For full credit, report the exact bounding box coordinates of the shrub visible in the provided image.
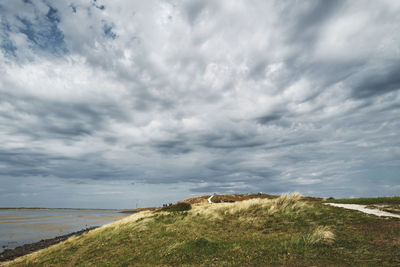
[160,202,192,212]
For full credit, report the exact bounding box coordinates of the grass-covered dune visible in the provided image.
[3,194,400,266]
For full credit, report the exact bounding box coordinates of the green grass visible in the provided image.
[325,196,400,205]
[5,194,400,266]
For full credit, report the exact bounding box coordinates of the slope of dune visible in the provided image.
[3,194,400,266]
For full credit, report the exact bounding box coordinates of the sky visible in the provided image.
[0,0,399,209]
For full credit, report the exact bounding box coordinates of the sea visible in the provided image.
[0,208,129,253]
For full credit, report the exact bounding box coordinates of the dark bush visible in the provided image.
[160,202,191,212]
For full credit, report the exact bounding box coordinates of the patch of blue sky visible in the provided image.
[92,0,105,10]
[0,17,16,57]
[0,38,16,57]
[70,4,77,13]
[103,24,117,40]
[16,5,67,55]
[46,6,60,23]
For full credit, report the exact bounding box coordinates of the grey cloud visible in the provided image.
[200,132,265,150]
[152,139,192,155]
[0,148,66,177]
[256,114,282,125]
[0,0,400,207]
[0,91,127,141]
[284,0,343,44]
[190,183,253,194]
[0,146,140,182]
[350,62,400,98]
[183,0,211,25]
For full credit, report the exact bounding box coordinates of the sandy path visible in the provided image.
[325,203,400,218]
[208,195,213,204]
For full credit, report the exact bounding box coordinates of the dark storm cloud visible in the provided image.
[152,139,192,155]
[0,0,400,207]
[0,145,149,185]
[200,132,265,150]
[256,114,282,125]
[189,183,253,194]
[350,62,400,98]
[0,90,128,140]
[0,149,53,176]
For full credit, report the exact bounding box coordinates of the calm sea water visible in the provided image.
[0,209,129,253]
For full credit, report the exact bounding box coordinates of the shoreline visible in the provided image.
[0,226,98,262]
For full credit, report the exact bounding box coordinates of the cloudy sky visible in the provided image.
[0,0,399,208]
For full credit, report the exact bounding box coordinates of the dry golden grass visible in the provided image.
[303,226,335,245]
[189,193,306,220]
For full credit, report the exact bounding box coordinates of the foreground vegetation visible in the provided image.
[3,194,400,266]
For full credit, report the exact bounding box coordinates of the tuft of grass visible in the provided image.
[160,202,191,212]
[303,226,335,245]
[274,192,301,207]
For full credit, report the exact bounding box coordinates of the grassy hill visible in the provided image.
[3,194,400,266]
